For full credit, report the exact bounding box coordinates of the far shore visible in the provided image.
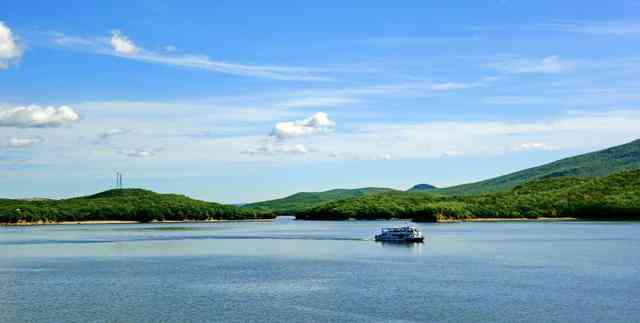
[0,218,276,227]
[0,217,584,226]
[435,217,578,223]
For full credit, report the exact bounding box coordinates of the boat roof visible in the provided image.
[381,226,418,230]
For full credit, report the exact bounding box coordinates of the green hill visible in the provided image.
[425,139,640,196]
[243,187,398,214]
[0,188,275,224]
[296,169,640,221]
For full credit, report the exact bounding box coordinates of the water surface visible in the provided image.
[1,218,639,322]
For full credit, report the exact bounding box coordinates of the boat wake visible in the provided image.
[1,235,369,245]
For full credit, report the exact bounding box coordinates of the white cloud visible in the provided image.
[430,82,470,91]
[335,109,640,160]
[544,20,640,36]
[488,55,576,74]
[271,112,335,140]
[513,142,556,151]
[341,81,475,96]
[164,45,176,52]
[481,96,549,105]
[362,36,475,46]
[375,154,392,160]
[279,97,360,109]
[98,128,131,140]
[110,30,139,55]
[0,105,80,128]
[118,147,163,158]
[0,21,22,69]
[242,143,309,155]
[4,137,43,148]
[240,112,335,156]
[51,31,329,81]
[136,53,330,81]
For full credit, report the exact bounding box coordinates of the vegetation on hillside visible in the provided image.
[296,170,640,221]
[243,187,397,214]
[0,188,275,224]
[414,139,640,196]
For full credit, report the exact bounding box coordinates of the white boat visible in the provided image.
[374,226,424,242]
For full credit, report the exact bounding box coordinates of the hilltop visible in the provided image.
[0,188,275,224]
[426,139,640,196]
[243,187,397,214]
[408,184,437,192]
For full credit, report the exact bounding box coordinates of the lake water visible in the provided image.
[1,218,639,322]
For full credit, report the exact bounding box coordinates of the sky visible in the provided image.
[2,0,640,203]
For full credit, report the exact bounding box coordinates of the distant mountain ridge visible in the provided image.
[427,139,640,196]
[408,184,437,192]
[243,187,397,214]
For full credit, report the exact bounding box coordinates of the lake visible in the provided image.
[1,218,639,322]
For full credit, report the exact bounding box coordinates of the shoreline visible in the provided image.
[435,217,578,223]
[0,217,588,226]
[0,218,276,227]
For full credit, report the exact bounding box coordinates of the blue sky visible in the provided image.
[2,0,640,203]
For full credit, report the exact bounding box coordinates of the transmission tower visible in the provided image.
[115,172,123,189]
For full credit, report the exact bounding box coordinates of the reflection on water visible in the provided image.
[376,241,425,255]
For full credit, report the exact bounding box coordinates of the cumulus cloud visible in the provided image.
[271,112,335,140]
[0,105,80,128]
[488,55,576,74]
[242,143,309,155]
[98,128,131,140]
[0,21,22,69]
[3,137,44,148]
[117,147,163,158]
[242,112,336,156]
[110,30,138,55]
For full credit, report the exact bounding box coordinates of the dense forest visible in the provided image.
[0,188,275,224]
[243,187,397,214]
[296,170,640,221]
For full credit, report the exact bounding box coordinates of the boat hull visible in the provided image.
[375,236,424,243]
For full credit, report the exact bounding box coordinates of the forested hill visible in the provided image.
[243,187,397,214]
[426,139,640,196]
[0,188,275,224]
[296,169,640,221]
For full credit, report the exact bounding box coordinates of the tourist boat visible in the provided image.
[374,226,424,242]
